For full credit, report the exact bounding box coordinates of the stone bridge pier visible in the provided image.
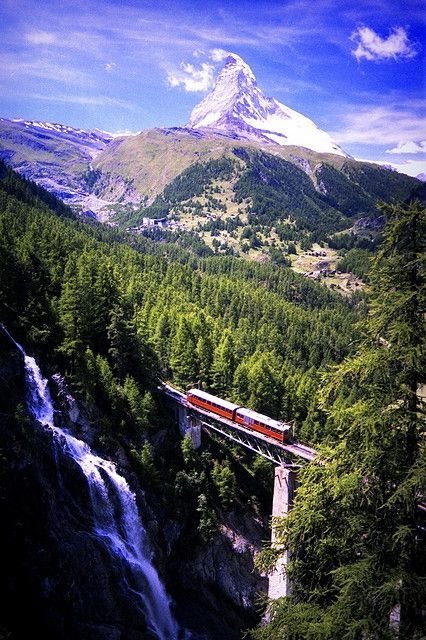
[268,465,298,600]
[171,398,299,600]
[177,405,202,449]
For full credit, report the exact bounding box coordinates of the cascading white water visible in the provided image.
[10,334,179,640]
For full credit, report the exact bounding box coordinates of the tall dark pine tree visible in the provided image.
[252,201,426,639]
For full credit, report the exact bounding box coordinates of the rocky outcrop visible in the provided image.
[0,340,155,639]
[170,515,267,639]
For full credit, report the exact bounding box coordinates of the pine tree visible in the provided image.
[58,258,84,369]
[211,329,235,396]
[169,316,199,388]
[211,460,237,508]
[246,351,281,416]
[152,312,171,373]
[107,304,137,380]
[252,201,426,639]
[197,333,214,388]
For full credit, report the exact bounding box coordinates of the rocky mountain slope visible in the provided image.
[0,118,114,215]
[0,331,268,640]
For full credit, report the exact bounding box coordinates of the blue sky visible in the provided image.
[0,0,424,176]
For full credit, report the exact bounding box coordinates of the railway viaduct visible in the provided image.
[161,382,316,601]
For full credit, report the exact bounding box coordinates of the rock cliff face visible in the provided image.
[170,515,267,638]
[0,118,114,216]
[0,334,267,640]
[0,340,154,639]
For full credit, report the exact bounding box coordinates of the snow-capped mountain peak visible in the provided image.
[188,54,347,157]
[218,53,256,86]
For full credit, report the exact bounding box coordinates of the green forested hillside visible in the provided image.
[232,148,346,235]
[0,160,361,636]
[0,160,358,444]
[119,156,236,226]
[115,143,422,266]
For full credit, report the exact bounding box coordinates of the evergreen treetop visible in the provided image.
[253,200,426,640]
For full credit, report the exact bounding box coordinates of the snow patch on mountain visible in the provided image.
[11,118,113,143]
[188,54,347,157]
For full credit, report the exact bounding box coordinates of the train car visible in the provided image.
[234,407,289,443]
[186,388,290,443]
[186,388,240,421]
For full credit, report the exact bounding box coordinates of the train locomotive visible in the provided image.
[186,388,289,443]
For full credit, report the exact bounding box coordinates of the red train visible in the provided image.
[186,388,289,443]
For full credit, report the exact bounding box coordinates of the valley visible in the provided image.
[0,40,425,640]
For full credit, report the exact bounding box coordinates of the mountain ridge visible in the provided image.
[0,53,422,234]
[0,117,114,213]
[0,118,421,231]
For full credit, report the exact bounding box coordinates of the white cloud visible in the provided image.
[25,30,58,46]
[210,48,231,62]
[0,54,91,85]
[28,92,136,110]
[108,129,141,138]
[165,49,235,93]
[350,26,419,62]
[104,62,117,73]
[386,140,426,154]
[331,104,426,146]
[381,159,426,178]
[351,156,425,179]
[166,61,215,92]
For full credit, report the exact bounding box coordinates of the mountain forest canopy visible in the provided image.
[0,160,360,441]
[0,160,425,638]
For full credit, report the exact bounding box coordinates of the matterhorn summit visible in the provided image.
[188,53,347,157]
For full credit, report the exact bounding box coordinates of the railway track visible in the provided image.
[161,382,316,462]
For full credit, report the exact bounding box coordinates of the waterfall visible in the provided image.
[9,332,179,640]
